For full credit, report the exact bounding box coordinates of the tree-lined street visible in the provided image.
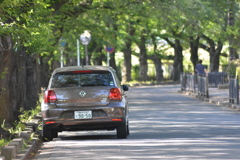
[32,85,240,159]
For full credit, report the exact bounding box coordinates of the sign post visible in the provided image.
[59,38,66,68]
[105,44,115,66]
[80,31,91,65]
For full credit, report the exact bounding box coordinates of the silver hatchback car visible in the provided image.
[41,66,129,141]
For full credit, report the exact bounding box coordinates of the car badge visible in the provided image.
[79,91,86,97]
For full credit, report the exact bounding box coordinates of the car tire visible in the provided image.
[117,119,128,139]
[42,126,53,141]
[52,130,58,138]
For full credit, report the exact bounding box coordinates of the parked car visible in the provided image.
[41,66,129,141]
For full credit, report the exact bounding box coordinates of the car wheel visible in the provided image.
[52,130,58,138]
[42,126,53,141]
[126,113,129,135]
[117,119,128,139]
[127,122,130,135]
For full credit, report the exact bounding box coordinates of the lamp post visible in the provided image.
[80,30,91,65]
[77,39,80,66]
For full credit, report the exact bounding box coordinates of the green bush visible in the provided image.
[131,65,140,81]
[227,60,240,76]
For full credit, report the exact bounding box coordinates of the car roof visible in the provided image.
[52,65,115,74]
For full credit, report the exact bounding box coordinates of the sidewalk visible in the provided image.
[179,87,240,111]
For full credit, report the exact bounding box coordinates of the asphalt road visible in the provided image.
[31,85,240,160]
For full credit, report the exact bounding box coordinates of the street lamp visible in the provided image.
[80,30,91,65]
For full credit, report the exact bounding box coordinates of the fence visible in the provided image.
[180,73,186,91]
[229,76,239,104]
[197,75,209,98]
[208,72,228,87]
[180,73,195,92]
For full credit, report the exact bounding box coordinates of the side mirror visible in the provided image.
[122,85,129,91]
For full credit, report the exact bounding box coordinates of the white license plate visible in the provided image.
[74,111,92,119]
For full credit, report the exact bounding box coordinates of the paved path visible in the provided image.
[30,85,240,160]
[181,85,240,110]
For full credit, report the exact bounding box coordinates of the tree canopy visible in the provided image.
[0,0,240,123]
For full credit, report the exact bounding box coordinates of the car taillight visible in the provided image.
[109,88,122,100]
[44,90,57,103]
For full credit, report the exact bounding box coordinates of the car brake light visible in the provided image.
[45,121,56,124]
[112,119,122,121]
[73,70,92,73]
[44,90,57,103]
[109,88,122,100]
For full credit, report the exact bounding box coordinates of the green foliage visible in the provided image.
[0,139,11,150]
[184,64,194,73]
[0,0,240,80]
[1,119,5,128]
[131,65,140,81]
[8,121,26,135]
[18,106,40,123]
[227,60,240,76]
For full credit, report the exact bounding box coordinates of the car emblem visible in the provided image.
[79,91,86,97]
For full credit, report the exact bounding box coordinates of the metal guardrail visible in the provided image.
[208,72,228,87]
[180,73,195,92]
[197,75,209,98]
[181,73,240,104]
[186,74,196,92]
[180,73,186,91]
[229,76,239,104]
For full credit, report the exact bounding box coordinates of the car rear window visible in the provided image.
[50,71,114,88]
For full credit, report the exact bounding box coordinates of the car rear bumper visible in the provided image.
[41,104,127,132]
[43,119,124,131]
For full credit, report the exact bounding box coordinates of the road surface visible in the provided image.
[31,85,240,159]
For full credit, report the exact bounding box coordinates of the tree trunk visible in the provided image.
[110,52,118,74]
[173,39,183,81]
[228,4,237,61]
[150,34,163,82]
[149,55,163,82]
[200,35,223,72]
[189,36,199,72]
[0,36,16,124]
[92,46,104,66]
[25,54,39,110]
[122,26,135,83]
[137,33,149,82]
[209,43,222,72]
[0,36,40,123]
[122,43,132,83]
[40,56,51,88]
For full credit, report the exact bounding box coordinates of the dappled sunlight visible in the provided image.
[35,85,240,159]
[39,137,240,159]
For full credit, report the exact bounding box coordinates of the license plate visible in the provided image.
[74,111,92,119]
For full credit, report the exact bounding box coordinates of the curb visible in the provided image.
[0,119,41,160]
[178,90,240,111]
[14,139,40,160]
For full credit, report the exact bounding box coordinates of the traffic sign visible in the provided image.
[105,44,115,53]
[59,38,66,47]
